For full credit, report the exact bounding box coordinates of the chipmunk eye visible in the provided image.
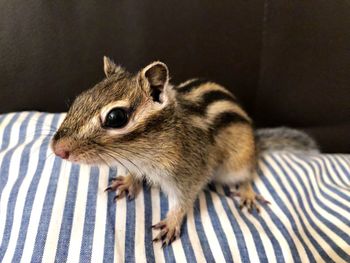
[104,108,128,128]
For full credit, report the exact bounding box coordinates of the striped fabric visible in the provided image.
[0,112,349,263]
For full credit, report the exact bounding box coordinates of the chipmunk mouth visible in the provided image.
[51,138,123,168]
[51,136,100,165]
[63,150,99,165]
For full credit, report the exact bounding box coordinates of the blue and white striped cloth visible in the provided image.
[0,112,349,263]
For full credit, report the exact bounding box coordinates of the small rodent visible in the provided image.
[51,57,319,246]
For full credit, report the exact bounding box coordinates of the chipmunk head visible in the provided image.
[51,56,174,166]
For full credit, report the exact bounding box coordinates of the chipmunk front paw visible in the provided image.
[105,173,141,201]
[152,217,181,247]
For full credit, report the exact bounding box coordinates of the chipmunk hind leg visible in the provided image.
[212,162,270,213]
[211,124,269,212]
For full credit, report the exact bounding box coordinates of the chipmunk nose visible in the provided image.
[55,148,70,159]
[53,143,70,159]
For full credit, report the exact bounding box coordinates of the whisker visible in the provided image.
[103,149,143,176]
[29,120,58,132]
[42,152,55,163]
[96,153,112,168]
[83,141,146,176]
[36,129,56,133]
[104,145,153,164]
[114,150,144,176]
[103,151,128,171]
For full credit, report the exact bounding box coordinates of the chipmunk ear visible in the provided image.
[140,61,169,103]
[103,56,125,78]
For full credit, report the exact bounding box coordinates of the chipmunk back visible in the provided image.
[51,57,317,246]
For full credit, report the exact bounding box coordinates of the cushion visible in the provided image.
[0,112,349,262]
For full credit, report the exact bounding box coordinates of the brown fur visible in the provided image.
[51,57,267,246]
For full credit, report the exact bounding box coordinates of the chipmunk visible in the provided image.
[51,57,319,246]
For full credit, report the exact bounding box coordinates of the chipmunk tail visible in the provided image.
[255,127,320,154]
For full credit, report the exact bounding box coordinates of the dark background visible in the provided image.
[0,1,349,152]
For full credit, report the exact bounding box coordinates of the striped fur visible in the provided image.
[176,79,251,132]
[49,61,261,246]
[49,60,317,246]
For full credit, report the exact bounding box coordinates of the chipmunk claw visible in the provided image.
[153,228,167,242]
[256,194,271,205]
[113,194,121,201]
[239,197,260,213]
[152,219,180,247]
[105,179,124,192]
[232,183,270,213]
[152,220,166,229]
[111,177,122,182]
[112,189,136,202]
[127,192,135,200]
[106,174,140,201]
[239,194,270,213]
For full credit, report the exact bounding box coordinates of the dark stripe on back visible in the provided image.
[210,111,251,136]
[176,79,209,93]
[180,90,237,116]
[203,90,237,105]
